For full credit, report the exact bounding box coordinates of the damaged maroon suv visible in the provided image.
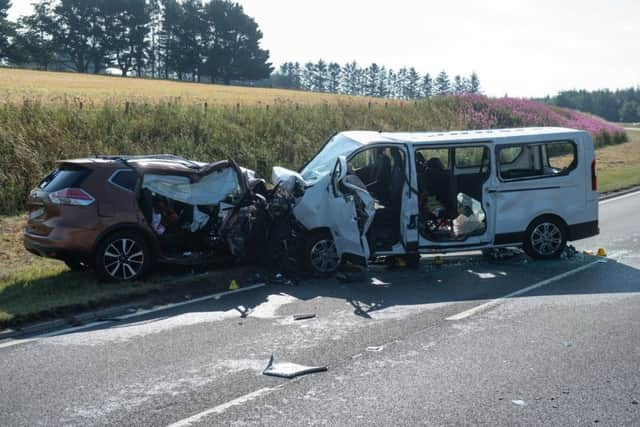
[24,155,264,281]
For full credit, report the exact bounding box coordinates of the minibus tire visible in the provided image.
[523,216,567,259]
[305,231,340,276]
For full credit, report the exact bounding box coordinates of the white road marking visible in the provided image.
[0,283,266,350]
[600,189,640,205]
[446,259,605,321]
[166,386,281,427]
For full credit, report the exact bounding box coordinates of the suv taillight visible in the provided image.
[49,188,95,206]
[591,159,597,191]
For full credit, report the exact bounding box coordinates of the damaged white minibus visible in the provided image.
[274,127,599,274]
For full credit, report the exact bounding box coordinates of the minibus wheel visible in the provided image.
[523,216,567,259]
[305,231,340,276]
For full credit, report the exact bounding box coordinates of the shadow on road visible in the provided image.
[39,252,640,339]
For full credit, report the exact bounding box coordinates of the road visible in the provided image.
[1,192,639,426]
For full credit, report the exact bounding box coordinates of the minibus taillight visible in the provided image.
[591,159,597,191]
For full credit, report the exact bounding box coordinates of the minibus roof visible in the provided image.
[341,127,585,146]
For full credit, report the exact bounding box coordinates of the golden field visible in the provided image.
[0,67,390,107]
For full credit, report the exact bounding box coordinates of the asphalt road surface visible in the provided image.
[1,192,639,426]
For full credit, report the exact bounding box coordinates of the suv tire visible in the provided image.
[95,231,151,281]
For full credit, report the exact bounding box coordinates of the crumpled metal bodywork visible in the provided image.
[272,159,375,264]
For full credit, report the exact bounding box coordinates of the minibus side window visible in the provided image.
[498,140,577,181]
[544,141,577,174]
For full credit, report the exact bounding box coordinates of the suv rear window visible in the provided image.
[39,167,91,192]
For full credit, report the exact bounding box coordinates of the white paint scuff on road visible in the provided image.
[446,259,605,321]
[166,386,281,427]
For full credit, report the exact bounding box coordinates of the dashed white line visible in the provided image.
[0,283,266,350]
[446,259,605,321]
[166,386,281,427]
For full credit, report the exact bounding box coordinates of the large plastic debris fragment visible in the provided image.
[262,354,327,379]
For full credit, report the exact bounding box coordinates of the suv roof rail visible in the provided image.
[94,154,201,168]
[94,154,187,161]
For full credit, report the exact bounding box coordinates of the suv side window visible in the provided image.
[497,140,577,181]
[110,170,138,192]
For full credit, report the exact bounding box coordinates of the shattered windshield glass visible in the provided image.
[300,134,361,184]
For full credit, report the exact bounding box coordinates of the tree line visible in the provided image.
[0,0,481,99]
[546,88,640,123]
[0,0,273,83]
[267,61,480,99]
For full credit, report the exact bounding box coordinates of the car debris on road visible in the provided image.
[262,354,328,379]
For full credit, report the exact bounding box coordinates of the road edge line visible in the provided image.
[599,189,640,204]
[446,260,605,321]
[0,283,266,350]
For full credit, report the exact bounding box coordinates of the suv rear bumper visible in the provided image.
[23,229,94,261]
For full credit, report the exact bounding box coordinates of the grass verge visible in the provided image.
[0,216,259,328]
[597,128,640,192]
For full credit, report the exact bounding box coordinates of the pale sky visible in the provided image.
[8,0,640,97]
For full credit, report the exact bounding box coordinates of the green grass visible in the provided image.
[596,128,640,192]
[0,266,164,325]
[599,166,640,192]
[0,259,256,327]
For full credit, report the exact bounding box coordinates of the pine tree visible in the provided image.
[469,71,480,93]
[342,61,359,95]
[434,70,450,96]
[376,66,387,97]
[328,62,341,93]
[405,67,420,99]
[147,0,161,78]
[453,75,465,94]
[421,73,433,98]
[314,59,328,92]
[396,67,408,99]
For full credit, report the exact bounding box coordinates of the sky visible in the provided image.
[8,0,640,97]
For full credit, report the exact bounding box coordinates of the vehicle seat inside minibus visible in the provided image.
[367,148,405,250]
[423,157,450,208]
[370,148,392,205]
